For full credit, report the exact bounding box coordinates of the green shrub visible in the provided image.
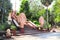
[10,24,17,30]
[0,23,9,30]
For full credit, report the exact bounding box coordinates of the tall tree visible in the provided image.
[0,0,12,24]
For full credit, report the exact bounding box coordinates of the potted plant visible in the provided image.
[11,25,16,36]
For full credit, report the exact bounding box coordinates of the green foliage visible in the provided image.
[0,25,5,30]
[20,0,48,27]
[11,25,17,30]
[38,9,46,17]
[32,20,40,27]
[0,0,12,24]
[53,0,60,23]
[19,0,60,27]
[54,14,60,23]
[43,21,51,29]
[0,0,12,30]
[20,0,29,18]
[0,22,9,31]
[20,0,46,21]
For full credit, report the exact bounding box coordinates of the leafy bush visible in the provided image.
[10,25,17,30]
[0,22,17,31]
[0,22,9,31]
[33,20,40,27]
[53,0,60,23]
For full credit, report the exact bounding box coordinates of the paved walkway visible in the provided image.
[4,27,60,40]
[12,32,60,40]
